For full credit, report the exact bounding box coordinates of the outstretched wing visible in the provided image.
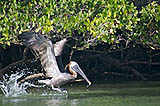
[54,39,67,72]
[18,32,61,78]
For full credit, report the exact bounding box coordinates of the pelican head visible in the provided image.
[67,61,91,86]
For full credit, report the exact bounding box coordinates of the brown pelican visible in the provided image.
[18,32,91,93]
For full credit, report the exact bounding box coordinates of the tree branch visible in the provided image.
[120,60,160,66]
[120,66,147,80]
[0,48,31,80]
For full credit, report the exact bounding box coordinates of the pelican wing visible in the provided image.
[54,39,67,56]
[18,32,61,78]
[54,39,67,72]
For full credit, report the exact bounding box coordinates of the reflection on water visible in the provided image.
[1,81,160,106]
[46,97,79,106]
[0,92,80,106]
[1,97,28,106]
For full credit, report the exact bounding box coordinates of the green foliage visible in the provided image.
[0,0,55,47]
[83,0,139,44]
[134,1,160,49]
[0,0,160,49]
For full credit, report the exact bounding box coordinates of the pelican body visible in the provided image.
[18,32,91,93]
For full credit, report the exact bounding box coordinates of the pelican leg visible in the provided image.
[38,79,50,85]
[51,85,67,94]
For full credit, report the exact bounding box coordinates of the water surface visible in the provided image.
[1,81,160,106]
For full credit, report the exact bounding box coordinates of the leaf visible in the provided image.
[108,10,112,17]
[35,27,42,32]
[7,41,10,46]
[46,19,52,25]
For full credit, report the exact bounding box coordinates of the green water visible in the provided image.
[1,81,160,106]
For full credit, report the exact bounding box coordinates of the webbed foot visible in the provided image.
[59,88,68,94]
[51,86,68,94]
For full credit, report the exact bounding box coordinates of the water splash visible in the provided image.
[0,72,28,97]
[0,70,68,97]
